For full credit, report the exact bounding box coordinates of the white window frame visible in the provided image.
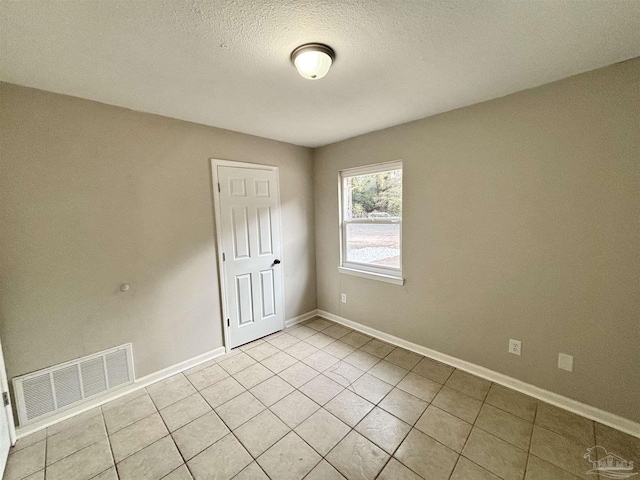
[338,161,404,286]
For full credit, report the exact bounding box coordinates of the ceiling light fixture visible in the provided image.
[291,43,335,80]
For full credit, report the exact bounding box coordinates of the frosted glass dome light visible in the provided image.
[291,44,335,80]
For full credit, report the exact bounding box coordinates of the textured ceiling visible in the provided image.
[1,1,639,147]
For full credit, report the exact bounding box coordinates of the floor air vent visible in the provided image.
[13,344,134,425]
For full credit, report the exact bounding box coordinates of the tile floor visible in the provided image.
[5,317,638,480]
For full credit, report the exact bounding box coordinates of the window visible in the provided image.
[339,161,403,285]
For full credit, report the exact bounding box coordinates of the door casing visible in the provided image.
[210,159,286,353]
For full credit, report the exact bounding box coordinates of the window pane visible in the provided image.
[345,169,402,220]
[346,223,400,268]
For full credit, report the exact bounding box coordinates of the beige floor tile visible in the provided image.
[260,351,298,373]
[595,422,640,463]
[340,331,372,348]
[323,341,356,359]
[445,370,492,401]
[535,402,595,445]
[46,413,107,465]
[217,352,257,375]
[249,375,295,406]
[379,388,428,425]
[411,357,455,384]
[104,393,157,434]
[360,339,396,359]
[324,361,364,387]
[475,403,533,451]
[257,432,321,480]
[91,466,118,480]
[244,342,279,362]
[355,407,411,454]
[325,389,374,427]
[377,459,421,480]
[163,464,194,480]
[9,430,45,455]
[188,433,252,480]
[342,350,380,371]
[214,392,265,430]
[348,373,394,404]
[289,325,317,340]
[529,426,590,479]
[46,407,103,435]
[299,374,344,405]
[4,440,46,480]
[397,372,442,402]
[22,470,45,480]
[160,393,211,432]
[173,411,230,460]
[304,459,346,480]
[184,359,218,377]
[266,333,300,350]
[525,454,583,480]
[147,374,197,409]
[109,412,168,462]
[234,462,269,479]
[323,324,352,340]
[306,318,333,331]
[295,409,350,456]
[239,339,266,351]
[185,364,230,391]
[431,386,483,423]
[304,332,336,349]
[269,390,320,428]
[415,405,472,453]
[199,376,245,409]
[396,429,458,480]
[101,390,147,414]
[462,427,528,480]
[326,431,389,480]
[47,439,113,480]
[384,348,423,370]
[232,363,273,389]
[234,409,290,457]
[368,360,409,385]
[285,341,319,360]
[450,457,501,480]
[485,384,537,422]
[301,350,340,372]
[278,362,319,388]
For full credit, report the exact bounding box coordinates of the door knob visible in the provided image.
[273,259,281,265]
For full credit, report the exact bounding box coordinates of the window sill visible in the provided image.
[338,267,405,286]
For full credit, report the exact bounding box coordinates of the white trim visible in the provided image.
[317,309,640,438]
[340,160,403,178]
[15,346,226,439]
[338,267,404,285]
[210,158,286,352]
[0,340,16,450]
[285,310,318,328]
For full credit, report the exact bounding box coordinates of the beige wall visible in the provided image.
[0,82,316,386]
[313,59,640,422]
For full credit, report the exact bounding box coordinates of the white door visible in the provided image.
[0,340,14,477]
[217,165,285,348]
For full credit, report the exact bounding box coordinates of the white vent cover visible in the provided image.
[13,344,134,425]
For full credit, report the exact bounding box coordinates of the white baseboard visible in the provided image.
[15,346,226,439]
[285,309,319,328]
[317,309,640,438]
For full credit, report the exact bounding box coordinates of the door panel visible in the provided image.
[218,165,284,348]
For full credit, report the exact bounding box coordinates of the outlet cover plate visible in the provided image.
[341,293,347,304]
[558,353,574,371]
[509,339,522,356]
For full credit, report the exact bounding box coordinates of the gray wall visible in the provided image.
[313,59,640,422]
[0,82,316,384]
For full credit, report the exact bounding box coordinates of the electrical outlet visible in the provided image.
[509,339,522,356]
[341,293,347,304]
[558,353,574,372]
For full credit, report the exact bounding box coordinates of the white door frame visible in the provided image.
[210,159,286,353]
[0,340,17,448]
